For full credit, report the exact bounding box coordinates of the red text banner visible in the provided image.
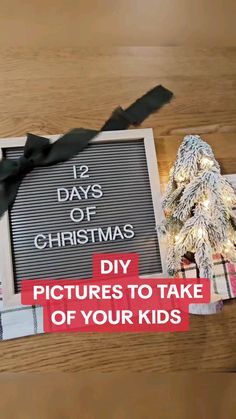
[21,253,210,333]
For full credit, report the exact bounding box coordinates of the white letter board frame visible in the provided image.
[0,128,167,307]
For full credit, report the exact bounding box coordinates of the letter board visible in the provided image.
[0,129,166,306]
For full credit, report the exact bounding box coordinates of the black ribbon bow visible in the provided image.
[0,85,173,218]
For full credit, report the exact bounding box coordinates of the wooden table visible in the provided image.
[0,46,236,372]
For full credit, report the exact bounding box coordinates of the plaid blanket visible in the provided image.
[178,254,236,300]
[0,301,43,340]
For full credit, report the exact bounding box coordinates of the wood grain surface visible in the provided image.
[0,374,236,419]
[1,0,236,47]
[0,46,236,372]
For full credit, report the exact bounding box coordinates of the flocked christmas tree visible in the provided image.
[160,135,236,280]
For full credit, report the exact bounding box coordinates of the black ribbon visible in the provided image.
[0,84,173,218]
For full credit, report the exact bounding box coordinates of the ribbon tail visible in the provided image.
[101,84,173,131]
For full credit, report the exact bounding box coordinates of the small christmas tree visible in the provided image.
[161,135,236,280]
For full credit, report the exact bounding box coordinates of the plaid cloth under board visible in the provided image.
[0,298,43,340]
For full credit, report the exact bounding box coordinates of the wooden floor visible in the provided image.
[0,374,235,418]
[0,374,236,418]
[0,45,235,372]
[1,0,236,47]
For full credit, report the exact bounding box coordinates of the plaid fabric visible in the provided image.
[0,297,43,340]
[178,254,236,300]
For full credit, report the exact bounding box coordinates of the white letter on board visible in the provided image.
[70,208,84,223]
[34,234,47,250]
[57,188,69,202]
[86,206,96,221]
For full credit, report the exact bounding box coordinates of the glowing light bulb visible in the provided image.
[177,174,185,182]
[197,227,204,239]
[201,157,214,168]
[203,199,210,209]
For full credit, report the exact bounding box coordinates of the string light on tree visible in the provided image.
[197,227,204,239]
[160,134,236,279]
[201,156,214,169]
[203,199,210,209]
